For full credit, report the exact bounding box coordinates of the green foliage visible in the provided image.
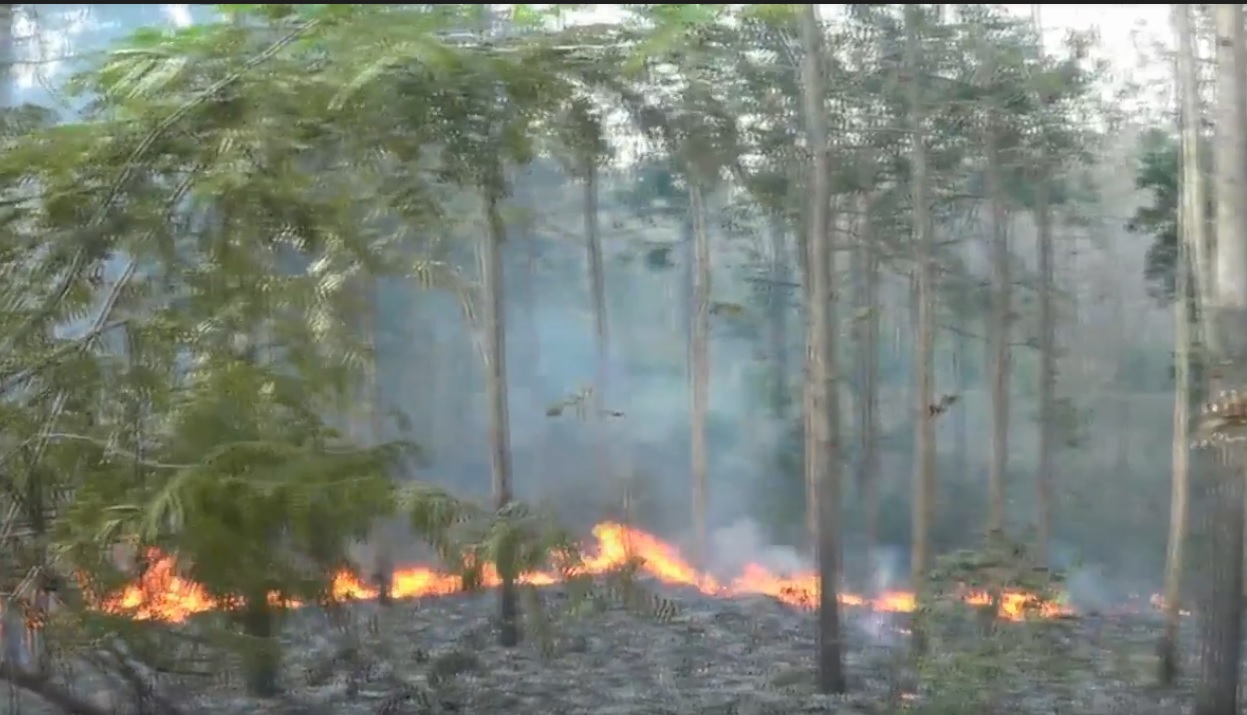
[0,0,1122,707]
[1129,129,1183,304]
[0,3,654,700]
[917,539,1087,715]
[1127,125,1217,319]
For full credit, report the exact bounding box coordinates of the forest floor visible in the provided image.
[6,581,1202,715]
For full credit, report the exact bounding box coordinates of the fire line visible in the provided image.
[97,522,1077,624]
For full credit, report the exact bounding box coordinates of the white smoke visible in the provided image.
[859,545,907,645]
[707,518,807,579]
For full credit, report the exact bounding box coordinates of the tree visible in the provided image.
[982,25,1012,540]
[1156,1,1202,686]
[799,3,845,694]
[1030,4,1056,565]
[689,176,712,565]
[856,189,882,550]
[0,7,616,707]
[1194,5,1247,714]
[905,2,936,656]
[568,99,615,510]
[480,164,521,647]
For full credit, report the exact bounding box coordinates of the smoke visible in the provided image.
[856,544,908,645]
[707,518,807,579]
[866,545,905,595]
[1063,564,1114,612]
[1048,541,1143,612]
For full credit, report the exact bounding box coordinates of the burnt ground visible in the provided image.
[2,581,1206,715]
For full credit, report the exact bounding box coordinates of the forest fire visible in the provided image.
[101,522,1072,624]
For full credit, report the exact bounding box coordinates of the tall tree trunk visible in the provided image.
[985,102,1011,539]
[1160,2,1201,685]
[800,4,845,694]
[1032,5,1056,565]
[482,183,519,648]
[1035,197,1054,563]
[905,2,936,657]
[808,198,839,549]
[1194,6,1247,714]
[858,196,881,552]
[1161,173,1193,687]
[689,183,711,567]
[583,159,613,500]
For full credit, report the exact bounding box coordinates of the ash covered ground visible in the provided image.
[14,580,1205,715]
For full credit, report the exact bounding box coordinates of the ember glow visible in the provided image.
[101,522,1072,623]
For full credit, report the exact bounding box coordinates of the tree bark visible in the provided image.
[1194,6,1247,714]
[986,106,1010,539]
[689,182,711,567]
[808,197,838,551]
[1159,2,1201,686]
[1161,180,1192,687]
[1031,5,1056,563]
[800,3,845,694]
[584,158,613,500]
[858,195,881,551]
[1035,177,1055,564]
[482,184,519,648]
[905,2,936,657]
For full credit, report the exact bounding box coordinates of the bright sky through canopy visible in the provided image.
[10,3,1175,119]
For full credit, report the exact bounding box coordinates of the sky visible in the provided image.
[570,3,1177,118]
[1021,4,1174,120]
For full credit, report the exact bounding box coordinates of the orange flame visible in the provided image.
[99,522,1072,623]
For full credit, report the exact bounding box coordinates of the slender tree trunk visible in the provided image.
[1035,186,1055,564]
[800,4,845,694]
[1031,5,1056,563]
[859,196,881,552]
[583,159,613,496]
[1161,187,1193,687]
[904,272,919,492]
[808,198,838,549]
[1195,7,1247,714]
[985,106,1011,539]
[906,2,936,657]
[482,183,519,648]
[1181,14,1214,318]
[1159,2,1201,685]
[689,182,711,567]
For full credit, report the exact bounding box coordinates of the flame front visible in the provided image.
[100,522,1071,623]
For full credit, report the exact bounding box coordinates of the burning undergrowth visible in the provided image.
[96,521,1076,623]
[0,521,1195,715]
[23,576,1194,715]
[4,561,1200,715]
